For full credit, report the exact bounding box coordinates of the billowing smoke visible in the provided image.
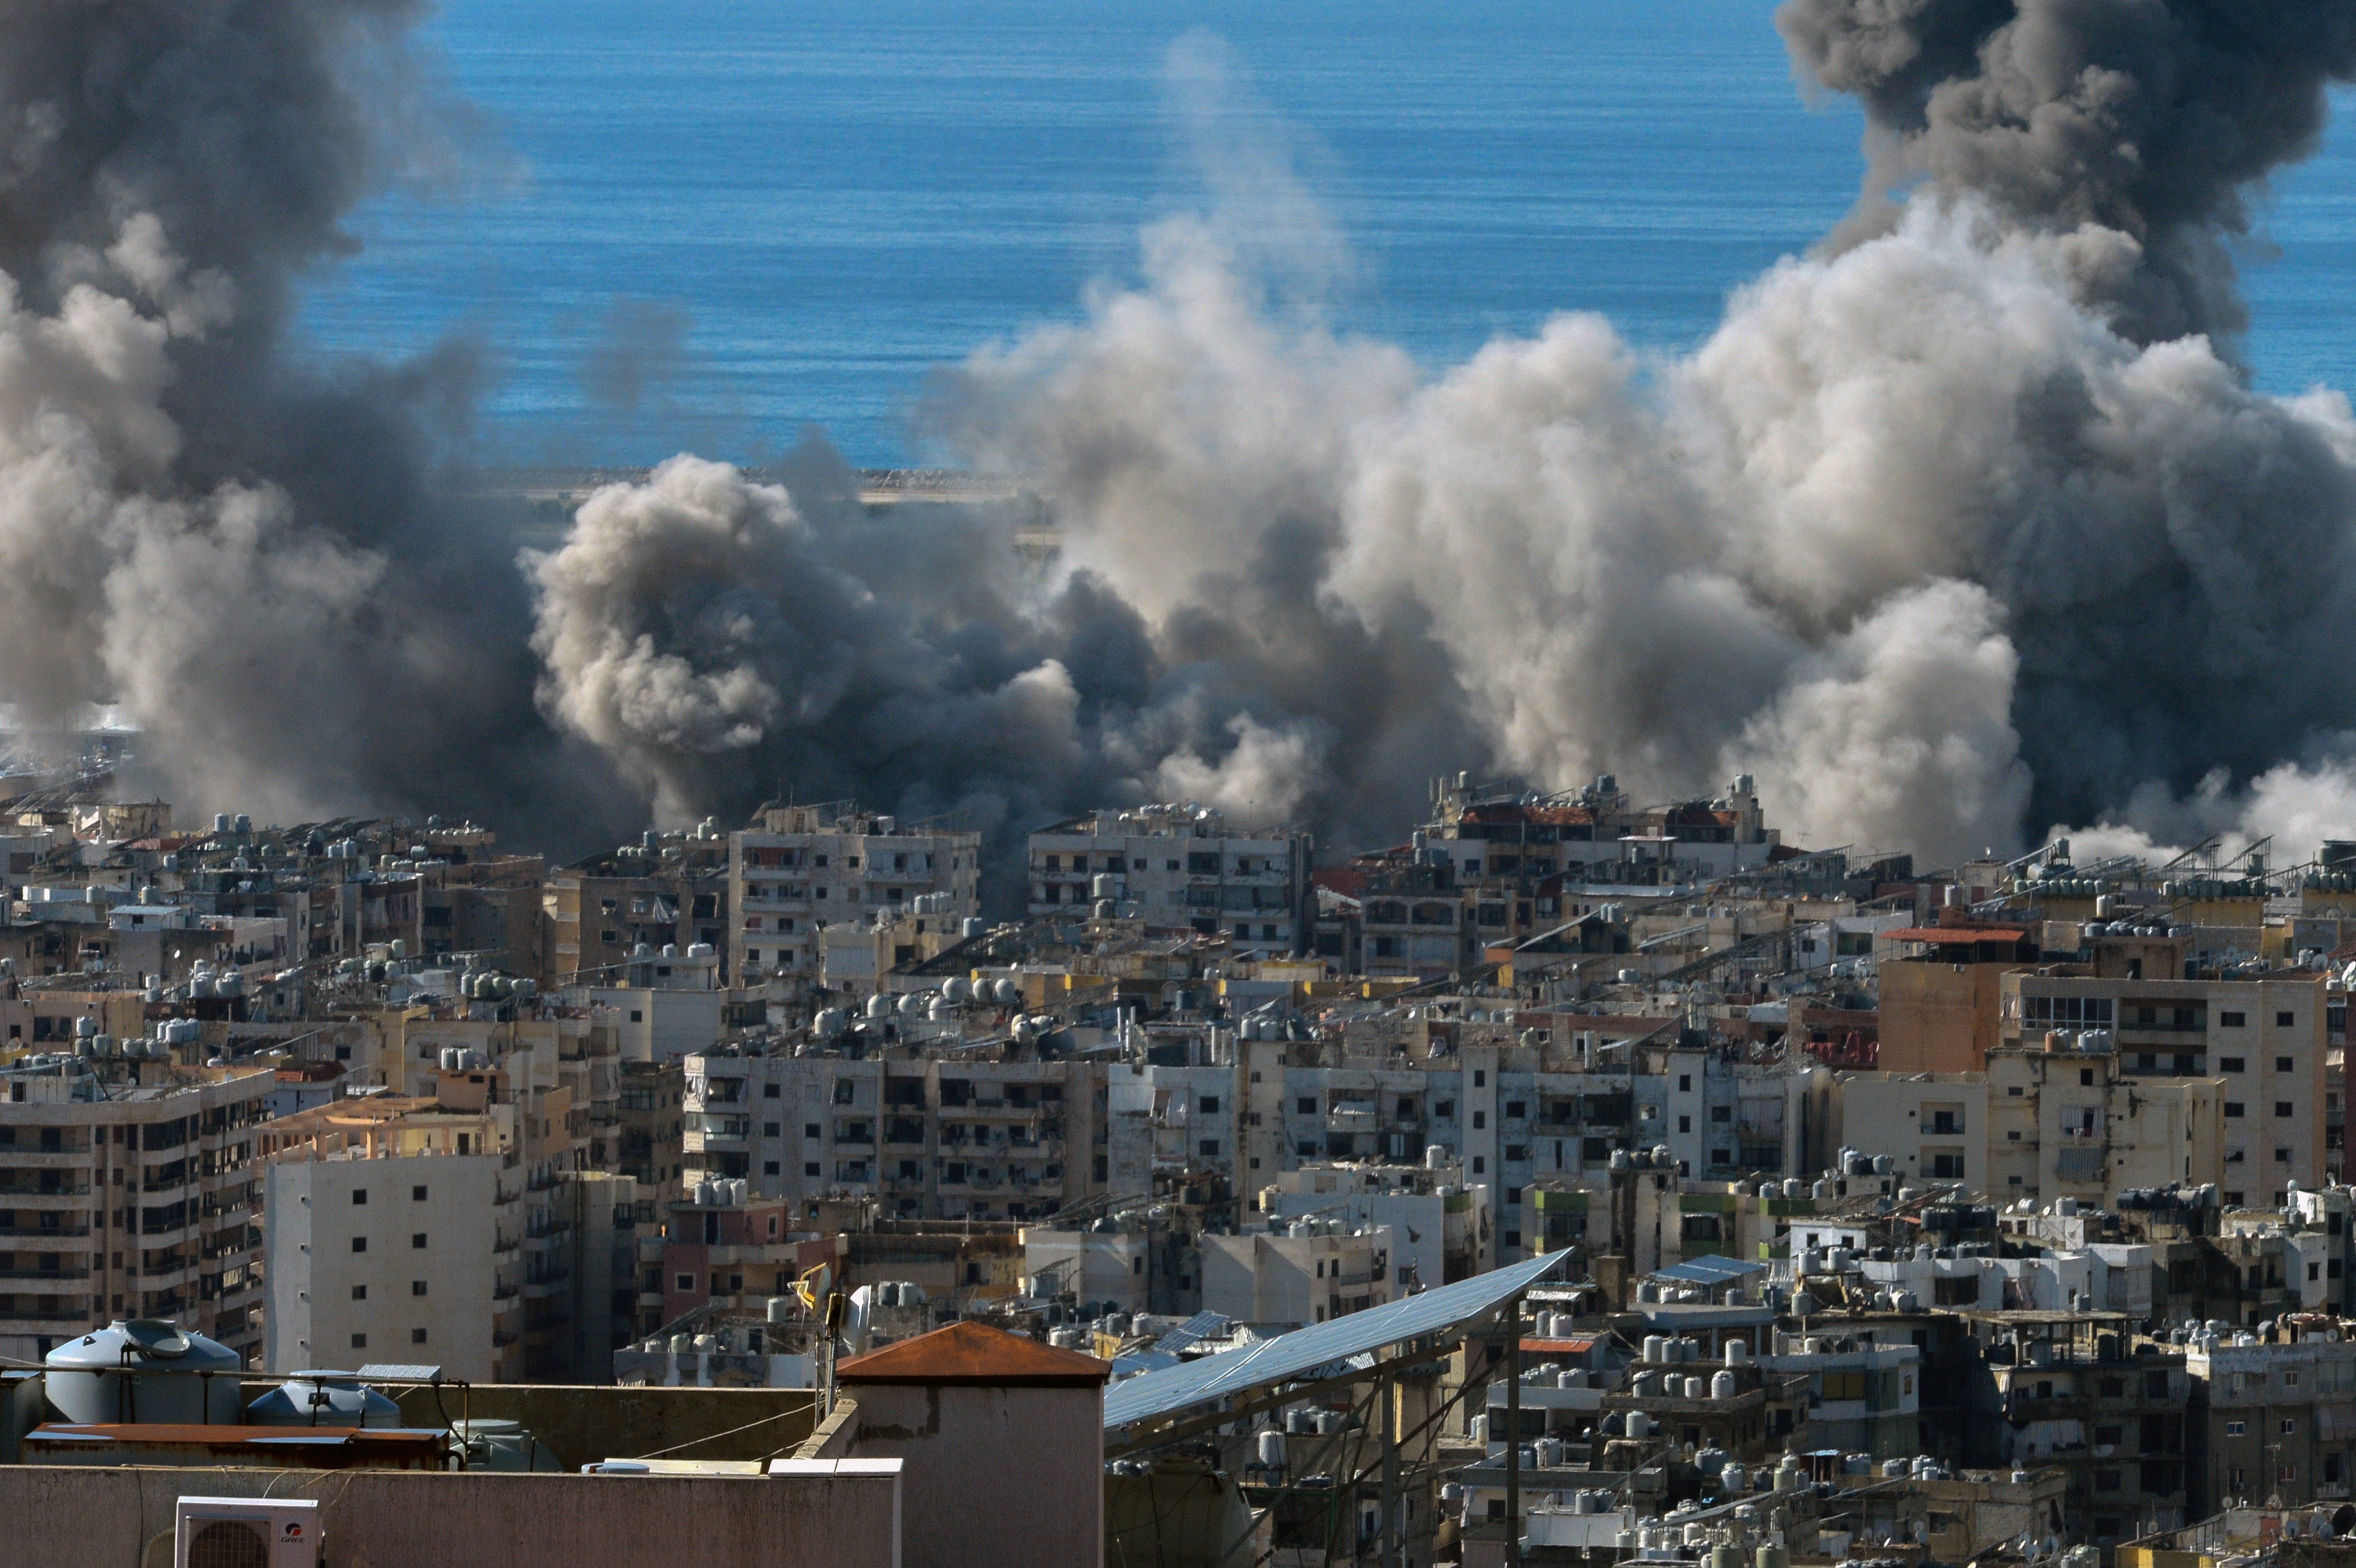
[14,1,2356,881]
[521,5,2356,870]
[0,0,627,835]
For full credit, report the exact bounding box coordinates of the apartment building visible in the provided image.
[260,1092,525,1381]
[2000,949,2325,1204]
[1258,1158,1488,1290]
[1199,1218,1394,1327]
[681,1051,1105,1222]
[618,1059,687,1199]
[263,1143,512,1382]
[1829,1073,1991,1191]
[1122,1033,1815,1268]
[542,845,728,991]
[729,804,980,990]
[1981,1040,2224,1207]
[1026,804,1310,952]
[2187,1329,2356,1514]
[0,1057,272,1365]
[1966,1319,2190,1549]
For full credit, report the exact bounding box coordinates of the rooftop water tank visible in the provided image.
[450,1418,563,1472]
[45,1319,242,1425]
[247,1373,401,1428]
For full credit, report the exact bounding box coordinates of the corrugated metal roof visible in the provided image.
[838,1320,1110,1386]
[1104,1249,1572,1433]
[1652,1256,1767,1285]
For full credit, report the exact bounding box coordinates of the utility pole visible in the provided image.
[1382,1370,1402,1568]
[1507,1295,1523,1568]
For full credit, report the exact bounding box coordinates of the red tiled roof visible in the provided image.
[837,1320,1110,1386]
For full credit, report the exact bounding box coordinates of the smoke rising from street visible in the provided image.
[7,1,2356,874]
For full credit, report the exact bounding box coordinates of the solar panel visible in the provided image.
[1104,1249,1572,1433]
[1151,1310,1232,1355]
[353,1362,443,1382]
[1650,1256,1767,1285]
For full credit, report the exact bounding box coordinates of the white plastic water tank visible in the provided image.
[45,1320,242,1425]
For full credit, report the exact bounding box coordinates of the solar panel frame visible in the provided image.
[1649,1256,1767,1285]
[1151,1309,1232,1355]
[1103,1249,1572,1431]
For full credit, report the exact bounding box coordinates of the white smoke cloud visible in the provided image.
[527,22,2356,874]
[14,0,2356,892]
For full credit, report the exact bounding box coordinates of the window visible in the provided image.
[2279,1012,2297,1028]
[2146,1370,2169,1397]
[2221,1056,2245,1072]
[412,1280,428,1296]
[1506,1101,1526,1119]
[2280,1148,2294,1165]
[1434,1100,1455,1119]
[412,1186,427,1201]
[2221,1012,2247,1028]
[2276,1102,2294,1118]
[2278,1057,2295,1073]
[764,1084,781,1099]
[676,1273,696,1291]
[1677,1115,1691,1133]
[351,1334,367,1349]
[351,1284,367,1301]
[833,1081,855,1105]
[2284,1418,2298,1435]
[805,1124,821,1139]
[351,1237,368,1253]
[1199,1140,1220,1157]
[1678,1075,1691,1093]
[352,1189,368,1205]
[1472,1156,1485,1174]
[1711,1106,1731,1122]
[2227,1421,2246,1437]
[2226,1102,2245,1118]
[1297,1096,1318,1115]
[2080,1069,2095,1086]
[1199,1096,1220,1114]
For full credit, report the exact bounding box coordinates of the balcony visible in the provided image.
[0,1299,92,1324]
[0,1268,91,1283]
[0,1147,92,1167]
[0,1183,92,1203]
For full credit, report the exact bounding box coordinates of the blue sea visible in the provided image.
[297,0,2356,469]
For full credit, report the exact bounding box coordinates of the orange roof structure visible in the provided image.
[837,1320,1110,1387]
[1883,927,2029,944]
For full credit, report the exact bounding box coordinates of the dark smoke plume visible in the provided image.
[0,0,628,835]
[1780,0,2356,343]
[15,1,2356,881]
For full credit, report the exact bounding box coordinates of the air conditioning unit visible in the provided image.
[174,1497,321,1568]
